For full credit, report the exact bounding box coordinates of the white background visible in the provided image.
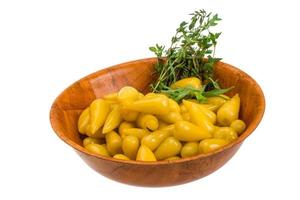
[0,0,299,199]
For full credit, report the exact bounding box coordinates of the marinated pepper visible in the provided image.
[174,120,211,142]
[217,94,240,126]
[123,96,169,115]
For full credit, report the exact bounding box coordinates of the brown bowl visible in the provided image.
[50,58,265,187]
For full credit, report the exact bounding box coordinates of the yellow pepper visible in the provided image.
[118,121,135,138]
[136,145,157,161]
[183,100,215,135]
[122,136,139,160]
[168,98,180,112]
[78,107,90,134]
[217,94,240,126]
[138,92,144,99]
[137,113,159,131]
[156,98,182,123]
[181,142,199,158]
[170,77,202,89]
[164,156,181,161]
[144,93,168,99]
[154,137,182,160]
[121,128,149,140]
[230,119,246,135]
[157,112,183,124]
[184,100,216,124]
[88,99,110,135]
[120,107,139,122]
[85,143,111,157]
[213,127,238,142]
[103,92,118,101]
[102,105,122,134]
[141,130,171,151]
[206,96,228,110]
[174,120,211,142]
[180,103,188,113]
[185,99,218,112]
[201,104,219,112]
[158,120,169,129]
[199,138,229,153]
[82,137,104,147]
[159,124,175,135]
[86,127,105,138]
[113,154,130,160]
[117,86,139,103]
[105,131,122,155]
[122,96,169,115]
[181,112,190,121]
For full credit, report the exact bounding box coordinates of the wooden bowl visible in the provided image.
[50,58,265,187]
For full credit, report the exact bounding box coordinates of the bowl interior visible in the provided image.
[50,58,265,156]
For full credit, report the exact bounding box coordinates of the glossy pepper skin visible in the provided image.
[83,137,104,147]
[182,112,190,121]
[180,103,188,113]
[122,96,169,115]
[183,100,215,135]
[113,154,130,160]
[217,94,240,126]
[174,120,211,142]
[206,96,228,110]
[105,131,122,155]
[170,77,202,89]
[154,137,182,160]
[136,113,159,131]
[184,100,216,124]
[141,130,171,151]
[156,98,182,123]
[122,136,139,160]
[158,120,169,129]
[118,121,135,138]
[181,142,199,158]
[144,93,168,99]
[122,128,149,140]
[159,124,175,135]
[102,105,122,134]
[230,119,246,135]
[168,98,181,112]
[103,92,118,101]
[87,127,105,138]
[120,107,139,122]
[164,156,180,161]
[185,99,218,112]
[78,107,90,134]
[136,145,157,161]
[117,86,139,103]
[199,138,229,153]
[85,143,110,157]
[157,112,183,124]
[88,99,110,135]
[213,127,238,142]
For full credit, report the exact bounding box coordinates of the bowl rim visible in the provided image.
[50,57,265,165]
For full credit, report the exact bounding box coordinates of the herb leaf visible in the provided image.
[160,81,233,103]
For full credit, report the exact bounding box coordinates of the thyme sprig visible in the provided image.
[150,9,222,93]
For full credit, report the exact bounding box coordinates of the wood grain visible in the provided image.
[50,58,265,187]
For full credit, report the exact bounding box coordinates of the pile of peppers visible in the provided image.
[78,77,246,161]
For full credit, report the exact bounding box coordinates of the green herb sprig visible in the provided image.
[160,79,233,103]
[150,9,222,93]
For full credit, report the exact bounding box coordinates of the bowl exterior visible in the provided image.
[75,143,242,187]
[50,58,265,187]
